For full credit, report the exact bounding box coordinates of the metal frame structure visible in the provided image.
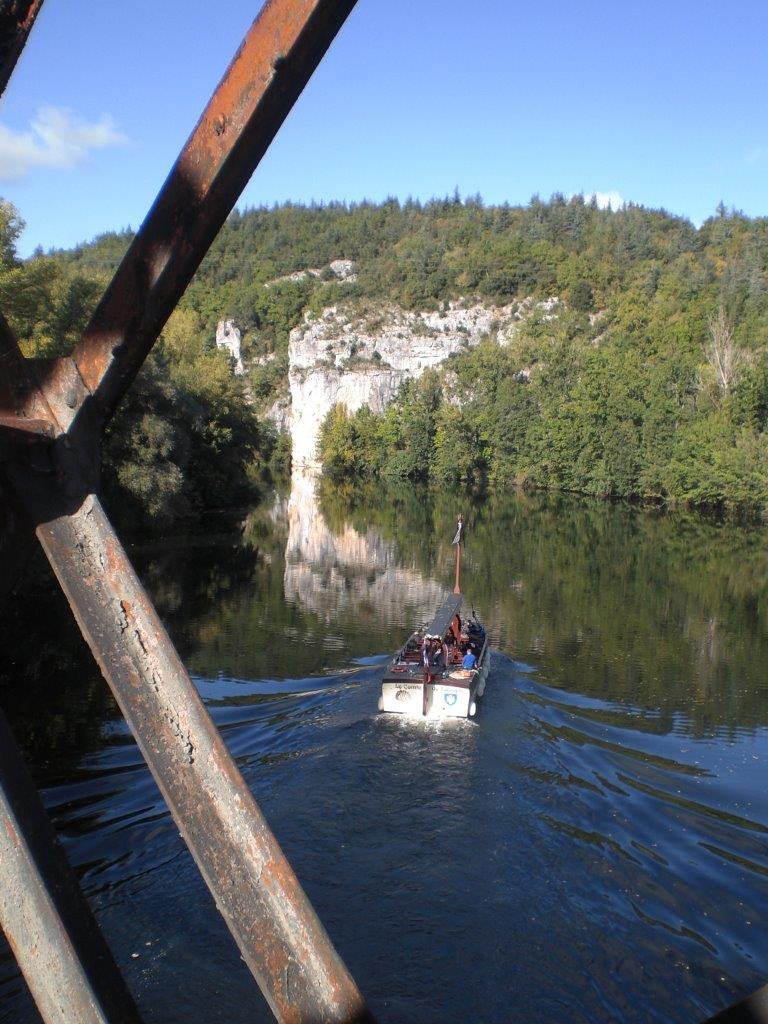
[0,2,766,1023]
[0,2,375,1022]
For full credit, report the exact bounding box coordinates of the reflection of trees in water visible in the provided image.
[0,551,116,782]
[496,498,768,734]
[319,483,768,734]
[137,529,263,640]
[182,481,447,680]
[4,484,768,775]
[0,527,264,780]
[695,617,721,702]
[495,496,768,735]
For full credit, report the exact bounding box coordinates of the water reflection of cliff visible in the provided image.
[283,470,447,627]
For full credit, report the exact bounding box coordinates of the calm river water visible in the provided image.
[2,477,768,1023]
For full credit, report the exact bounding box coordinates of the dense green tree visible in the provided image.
[0,199,277,530]
[7,191,768,519]
[318,404,363,482]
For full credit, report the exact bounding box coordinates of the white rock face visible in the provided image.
[328,259,356,281]
[287,299,556,469]
[289,363,405,469]
[265,394,291,432]
[267,259,357,287]
[215,319,244,375]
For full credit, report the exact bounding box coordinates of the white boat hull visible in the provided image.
[380,652,491,720]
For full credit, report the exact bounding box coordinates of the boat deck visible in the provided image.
[380,592,490,718]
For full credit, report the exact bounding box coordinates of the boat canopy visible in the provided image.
[424,594,463,638]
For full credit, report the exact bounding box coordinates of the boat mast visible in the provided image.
[452,513,464,594]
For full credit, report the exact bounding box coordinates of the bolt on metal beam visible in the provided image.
[0,707,144,1024]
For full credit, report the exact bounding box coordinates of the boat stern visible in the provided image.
[379,671,476,719]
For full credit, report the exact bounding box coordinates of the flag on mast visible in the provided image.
[452,514,464,546]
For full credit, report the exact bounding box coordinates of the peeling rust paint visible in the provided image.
[0,709,142,1023]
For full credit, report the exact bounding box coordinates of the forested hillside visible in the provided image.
[3,192,768,519]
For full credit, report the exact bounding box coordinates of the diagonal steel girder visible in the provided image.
[45,0,359,441]
[0,0,45,98]
[0,708,143,1024]
[1,0,375,1021]
[9,478,374,1024]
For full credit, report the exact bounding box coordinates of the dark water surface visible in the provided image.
[2,481,768,1022]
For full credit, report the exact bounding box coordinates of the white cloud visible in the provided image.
[585,190,625,211]
[0,105,127,181]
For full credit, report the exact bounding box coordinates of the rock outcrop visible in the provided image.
[267,259,357,288]
[215,319,245,375]
[215,272,560,468]
[287,298,559,470]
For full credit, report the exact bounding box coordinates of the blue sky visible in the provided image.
[1,0,767,257]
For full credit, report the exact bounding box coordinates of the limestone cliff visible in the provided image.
[287,298,559,470]
[215,319,245,375]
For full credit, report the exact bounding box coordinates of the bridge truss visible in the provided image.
[0,3,373,1022]
[0,2,764,1022]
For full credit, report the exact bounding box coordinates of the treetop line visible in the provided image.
[3,194,768,520]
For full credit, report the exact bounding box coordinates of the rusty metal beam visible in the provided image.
[704,986,768,1023]
[0,706,143,1024]
[0,0,45,98]
[69,0,358,435]
[10,487,374,1024]
[0,3,376,1019]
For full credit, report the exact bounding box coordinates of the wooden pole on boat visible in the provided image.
[453,513,463,594]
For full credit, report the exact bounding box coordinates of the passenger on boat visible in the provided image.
[421,635,447,674]
[420,635,436,683]
[449,614,462,646]
[438,638,449,669]
[421,635,432,666]
[462,645,477,669]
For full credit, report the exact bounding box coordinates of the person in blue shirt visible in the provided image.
[462,645,477,670]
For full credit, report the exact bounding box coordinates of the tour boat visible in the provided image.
[378,517,491,719]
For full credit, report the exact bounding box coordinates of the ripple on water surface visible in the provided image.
[2,653,765,1024]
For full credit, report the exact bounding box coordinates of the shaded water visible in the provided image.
[2,479,768,1022]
